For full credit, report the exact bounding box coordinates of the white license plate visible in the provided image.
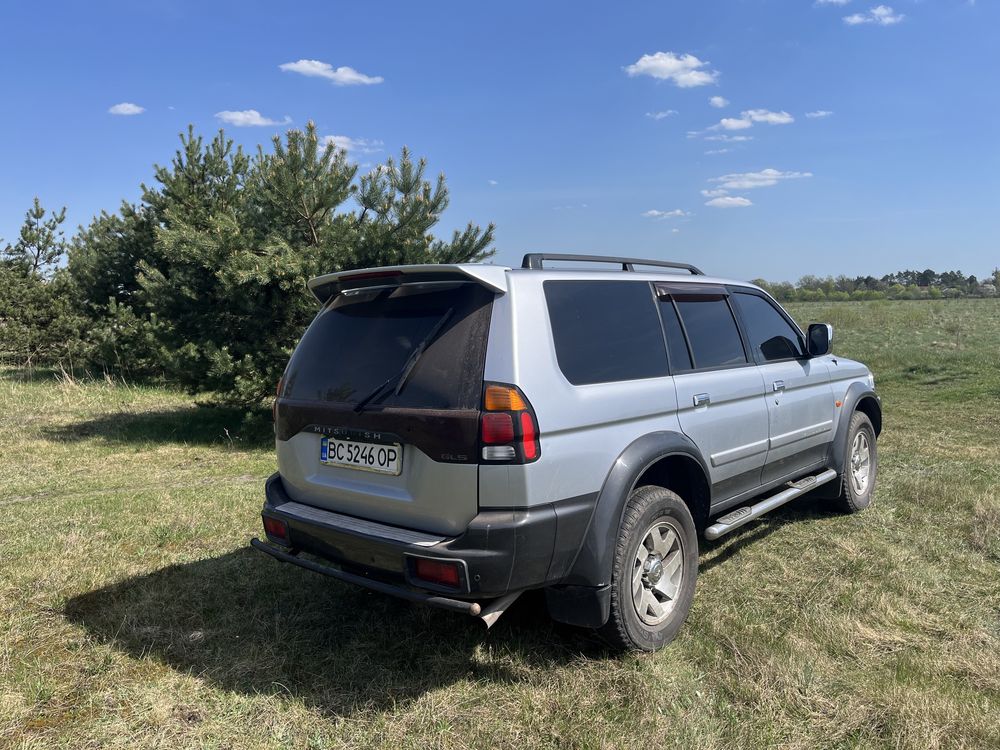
[320,436,402,475]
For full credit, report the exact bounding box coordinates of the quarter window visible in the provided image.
[544,281,668,385]
[674,297,748,369]
[657,299,693,372]
[732,292,804,362]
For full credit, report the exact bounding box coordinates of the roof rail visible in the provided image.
[521,253,703,275]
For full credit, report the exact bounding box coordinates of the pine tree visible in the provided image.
[0,198,83,368]
[3,197,67,277]
[64,123,495,404]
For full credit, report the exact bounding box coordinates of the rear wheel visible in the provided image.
[598,485,698,652]
[832,411,877,513]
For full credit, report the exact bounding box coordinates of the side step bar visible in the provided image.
[704,469,839,540]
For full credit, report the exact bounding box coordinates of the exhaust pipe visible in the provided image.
[476,591,522,628]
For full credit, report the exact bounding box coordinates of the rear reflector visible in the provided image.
[481,413,515,444]
[263,516,289,545]
[412,557,462,588]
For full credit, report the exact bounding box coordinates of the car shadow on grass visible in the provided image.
[64,546,610,718]
[45,406,274,450]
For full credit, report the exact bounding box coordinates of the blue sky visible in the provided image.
[1,0,996,281]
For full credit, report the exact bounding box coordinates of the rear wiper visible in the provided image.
[353,307,454,413]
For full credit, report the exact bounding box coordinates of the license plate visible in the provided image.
[320,436,402,475]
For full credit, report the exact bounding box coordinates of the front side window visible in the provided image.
[732,292,804,362]
[544,280,668,385]
[674,297,748,369]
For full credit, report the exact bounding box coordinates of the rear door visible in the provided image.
[274,281,496,535]
[656,285,770,502]
[730,290,835,483]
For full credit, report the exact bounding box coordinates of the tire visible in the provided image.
[832,411,878,513]
[598,485,698,652]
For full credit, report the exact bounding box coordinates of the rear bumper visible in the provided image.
[254,473,596,601]
[249,538,483,614]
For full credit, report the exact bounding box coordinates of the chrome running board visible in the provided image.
[704,469,838,541]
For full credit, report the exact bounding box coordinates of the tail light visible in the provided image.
[480,383,540,463]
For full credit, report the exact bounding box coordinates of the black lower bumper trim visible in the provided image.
[250,538,482,616]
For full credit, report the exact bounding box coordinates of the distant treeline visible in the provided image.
[754,269,1000,302]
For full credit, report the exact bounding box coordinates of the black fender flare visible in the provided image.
[560,430,710,589]
[830,383,882,471]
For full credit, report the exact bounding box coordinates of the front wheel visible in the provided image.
[832,411,878,513]
[598,485,698,652]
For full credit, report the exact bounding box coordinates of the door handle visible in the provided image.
[693,393,711,407]
[772,380,786,392]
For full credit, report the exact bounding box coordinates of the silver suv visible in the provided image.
[253,254,881,651]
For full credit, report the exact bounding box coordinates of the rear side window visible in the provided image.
[544,280,668,385]
[732,292,804,362]
[674,297,747,369]
[282,283,494,409]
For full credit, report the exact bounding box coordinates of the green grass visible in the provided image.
[2,299,999,749]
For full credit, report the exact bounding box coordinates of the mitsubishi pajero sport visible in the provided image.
[252,254,881,651]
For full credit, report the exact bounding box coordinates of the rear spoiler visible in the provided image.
[307,264,510,304]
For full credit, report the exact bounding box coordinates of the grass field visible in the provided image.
[2,299,999,749]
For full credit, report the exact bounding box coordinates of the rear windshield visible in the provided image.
[282,282,494,410]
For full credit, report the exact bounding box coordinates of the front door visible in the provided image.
[730,290,836,484]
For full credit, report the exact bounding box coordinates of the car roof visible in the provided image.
[504,266,764,292]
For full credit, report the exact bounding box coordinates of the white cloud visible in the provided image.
[706,196,753,208]
[709,96,729,108]
[710,168,812,190]
[744,109,794,125]
[717,117,754,131]
[844,5,905,25]
[108,102,144,116]
[645,110,678,120]
[671,228,680,233]
[701,188,730,198]
[320,135,384,155]
[624,51,719,87]
[709,108,794,132]
[806,110,834,119]
[705,148,731,155]
[279,59,384,85]
[488,179,498,186]
[705,134,753,142]
[642,209,690,219]
[215,109,291,127]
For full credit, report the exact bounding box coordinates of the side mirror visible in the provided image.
[807,323,833,356]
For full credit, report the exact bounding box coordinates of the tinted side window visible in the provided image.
[674,298,747,369]
[544,281,668,385]
[732,293,804,362]
[658,299,693,371]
